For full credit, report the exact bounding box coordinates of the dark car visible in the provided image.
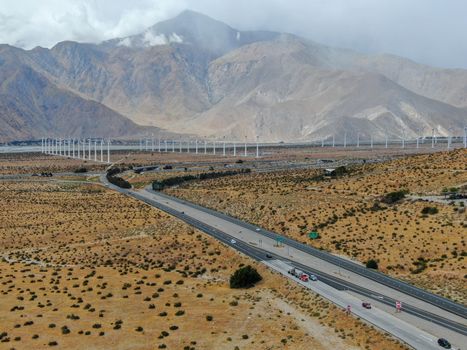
[362,302,372,309]
[437,338,451,349]
[265,254,273,259]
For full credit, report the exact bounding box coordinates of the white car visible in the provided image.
[255,228,261,232]
[230,239,237,244]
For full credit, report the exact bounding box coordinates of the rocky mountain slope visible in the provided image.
[0,10,466,142]
[0,46,155,142]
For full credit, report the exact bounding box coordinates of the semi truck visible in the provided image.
[288,267,309,282]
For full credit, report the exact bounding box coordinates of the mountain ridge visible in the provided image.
[0,10,466,142]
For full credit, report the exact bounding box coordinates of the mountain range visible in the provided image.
[0,10,466,142]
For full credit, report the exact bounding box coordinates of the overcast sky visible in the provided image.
[0,0,466,69]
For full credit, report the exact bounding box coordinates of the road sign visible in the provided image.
[308,231,319,239]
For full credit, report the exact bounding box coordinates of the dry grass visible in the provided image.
[0,178,407,349]
[167,149,467,303]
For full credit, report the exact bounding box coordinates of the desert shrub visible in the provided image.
[381,190,408,204]
[365,259,378,269]
[230,265,262,289]
[106,167,131,189]
[411,257,428,274]
[421,206,438,215]
[152,169,251,191]
[106,174,131,189]
[74,167,88,173]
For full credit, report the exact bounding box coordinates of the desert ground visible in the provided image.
[166,148,467,304]
[0,155,407,350]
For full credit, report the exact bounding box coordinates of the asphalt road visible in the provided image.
[151,190,467,319]
[100,175,466,349]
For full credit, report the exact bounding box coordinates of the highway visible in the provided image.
[100,175,467,349]
[151,191,467,320]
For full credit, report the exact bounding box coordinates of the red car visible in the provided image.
[362,302,372,309]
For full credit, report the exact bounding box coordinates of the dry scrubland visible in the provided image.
[167,149,467,303]
[0,179,406,350]
[0,153,107,175]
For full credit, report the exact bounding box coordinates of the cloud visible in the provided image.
[0,0,466,69]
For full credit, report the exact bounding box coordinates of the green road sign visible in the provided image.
[309,231,319,239]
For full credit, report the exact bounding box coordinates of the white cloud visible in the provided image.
[143,31,168,46]
[0,0,466,68]
[0,0,187,48]
[117,37,132,47]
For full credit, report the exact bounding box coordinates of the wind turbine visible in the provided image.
[107,139,111,163]
[244,136,247,157]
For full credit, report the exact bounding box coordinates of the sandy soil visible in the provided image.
[0,178,407,350]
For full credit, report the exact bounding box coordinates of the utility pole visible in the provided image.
[204,139,207,154]
[213,140,216,155]
[356,133,360,148]
[233,142,236,157]
[343,132,347,148]
[332,135,335,148]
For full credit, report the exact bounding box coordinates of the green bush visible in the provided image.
[229,265,262,289]
[381,190,408,204]
[366,259,378,269]
[74,167,88,173]
[421,206,438,215]
[106,174,131,189]
[152,169,251,191]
